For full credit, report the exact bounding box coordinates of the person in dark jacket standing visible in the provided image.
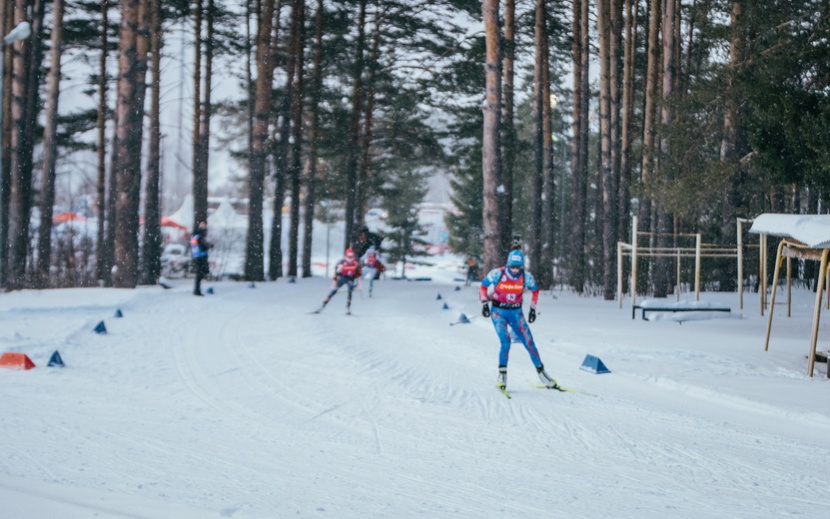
[190,221,210,296]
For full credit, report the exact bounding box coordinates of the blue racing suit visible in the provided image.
[480,267,542,368]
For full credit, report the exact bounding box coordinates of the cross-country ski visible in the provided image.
[531,384,597,397]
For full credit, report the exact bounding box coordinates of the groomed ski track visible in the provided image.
[1,276,828,518]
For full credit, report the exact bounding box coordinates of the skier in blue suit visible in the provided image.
[480,248,558,391]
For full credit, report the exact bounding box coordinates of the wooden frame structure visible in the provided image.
[760,238,830,378]
[617,216,752,310]
[751,213,830,378]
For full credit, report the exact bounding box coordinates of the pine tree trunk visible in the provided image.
[245,0,275,282]
[195,0,214,228]
[245,0,254,163]
[540,29,554,290]
[0,2,9,286]
[112,0,146,288]
[269,2,295,281]
[570,0,590,293]
[24,0,45,194]
[481,0,501,273]
[268,142,286,279]
[16,0,47,284]
[500,0,515,259]
[103,103,119,287]
[717,1,744,292]
[597,0,619,300]
[569,0,582,292]
[343,0,366,247]
[95,1,110,284]
[140,0,163,285]
[191,0,207,227]
[598,0,610,296]
[638,0,661,295]
[5,2,35,289]
[619,0,636,250]
[301,0,324,278]
[36,0,65,288]
[287,0,306,278]
[531,0,549,287]
[720,2,742,164]
[654,0,677,298]
[355,15,378,232]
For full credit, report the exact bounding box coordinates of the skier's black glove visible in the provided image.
[481,302,491,318]
[528,308,536,323]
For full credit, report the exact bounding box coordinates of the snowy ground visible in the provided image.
[1,255,830,518]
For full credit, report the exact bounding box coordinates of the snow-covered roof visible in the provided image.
[749,213,830,249]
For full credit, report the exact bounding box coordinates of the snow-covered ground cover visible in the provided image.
[1,255,829,518]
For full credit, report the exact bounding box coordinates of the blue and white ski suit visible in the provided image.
[480,267,542,368]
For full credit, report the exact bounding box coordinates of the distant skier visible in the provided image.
[315,248,362,314]
[360,246,385,297]
[480,248,558,391]
[190,221,211,296]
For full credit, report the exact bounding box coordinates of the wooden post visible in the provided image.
[737,219,744,310]
[694,233,701,301]
[631,216,638,308]
[617,242,623,308]
[807,249,829,377]
[758,234,767,316]
[676,248,681,302]
[763,239,786,352]
[824,267,830,308]
[786,254,791,318]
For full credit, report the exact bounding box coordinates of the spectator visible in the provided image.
[190,221,210,296]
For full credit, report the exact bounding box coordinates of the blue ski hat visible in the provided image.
[506,249,524,268]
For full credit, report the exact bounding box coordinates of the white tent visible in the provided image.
[750,213,830,377]
[166,194,194,232]
[208,197,247,230]
[204,197,251,276]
